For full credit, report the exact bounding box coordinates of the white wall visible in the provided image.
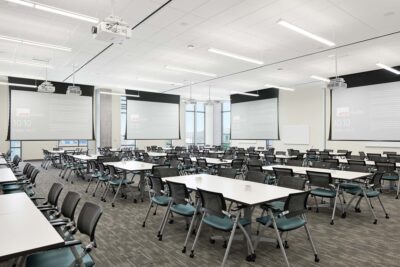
[0,77,9,154]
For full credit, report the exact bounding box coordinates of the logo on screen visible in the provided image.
[336,107,349,117]
[16,108,30,117]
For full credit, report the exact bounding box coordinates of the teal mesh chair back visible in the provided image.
[283,191,310,218]
[277,175,306,190]
[167,181,189,205]
[77,202,103,244]
[198,188,226,218]
[375,162,396,174]
[218,168,236,178]
[348,160,366,166]
[157,167,179,178]
[60,191,81,221]
[149,176,164,196]
[307,171,332,188]
[286,159,303,167]
[273,167,294,179]
[245,171,266,183]
[348,164,369,173]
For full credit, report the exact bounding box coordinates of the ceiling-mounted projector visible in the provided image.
[37,81,55,93]
[327,77,347,90]
[66,85,82,95]
[92,15,131,44]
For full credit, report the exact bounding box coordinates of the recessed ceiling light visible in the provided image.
[231,91,259,97]
[277,19,335,47]
[310,75,330,82]
[100,91,140,98]
[4,0,99,23]
[137,77,183,86]
[165,65,217,77]
[208,48,264,65]
[265,83,295,91]
[0,35,71,52]
[376,63,400,75]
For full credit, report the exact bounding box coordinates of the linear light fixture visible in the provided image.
[137,77,183,86]
[100,91,140,98]
[231,91,259,97]
[4,0,99,23]
[376,63,400,75]
[0,58,53,68]
[265,83,295,91]
[0,35,72,52]
[165,65,217,77]
[208,48,264,65]
[277,19,335,47]
[310,75,330,82]
[0,81,37,88]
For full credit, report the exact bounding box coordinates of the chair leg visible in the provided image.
[269,209,290,267]
[182,199,201,253]
[376,196,389,218]
[101,182,111,201]
[303,215,319,262]
[92,179,101,197]
[330,188,340,225]
[396,182,399,199]
[363,191,378,224]
[237,222,256,262]
[111,181,124,207]
[189,213,206,258]
[85,177,94,193]
[158,201,172,240]
[142,200,154,227]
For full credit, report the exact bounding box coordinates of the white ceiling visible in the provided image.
[0,0,400,100]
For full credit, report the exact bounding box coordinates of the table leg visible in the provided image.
[138,170,145,202]
[269,208,290,267]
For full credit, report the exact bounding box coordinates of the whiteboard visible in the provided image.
[282,125,309,145]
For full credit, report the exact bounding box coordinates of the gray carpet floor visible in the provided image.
[1,161,400,267]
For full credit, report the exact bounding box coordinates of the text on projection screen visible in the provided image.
[231,98,278,139]
[127,100,179,139]
[11,90,93,140]
[332,81,400,140]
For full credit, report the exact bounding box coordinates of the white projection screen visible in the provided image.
[10,90,93,140]
[331,81,400,141]
[126,99,180,139]
[231,98,278,139]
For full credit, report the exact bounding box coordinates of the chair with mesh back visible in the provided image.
[375,162,399,199]
[247,159,263,172]
[196,158,209,174]
[348,160,366,166]
[231,159,244,178]
[255,191,319,264]
[218,168,237,179]
[183,157,197,174]
[2,167,40,197]
[158,181,196,241]
[359,151,367,160]
[383,151,396,156]
[264,155,276,165]
[273,167,294,179]
[342,172,389,224]
[323,158,339,169]
[387,154,400,163]
[306,151,318,164]
[31,183,64,211]
[337,149,348,154]
[26,202,103,267]
[286,159,303,167]
[324,149,333,153]
[367,153,383,162]
[319,151,330,161]
[187,188,255,266]
[100,165,135,207]
[142,176,171,228]
[85,161,101,194]
[248,153,260,160]
[307,171,342,225]
[312,161,332,169]
[345,151,352,159]
[245,171,266,184]
[92,162,110,198]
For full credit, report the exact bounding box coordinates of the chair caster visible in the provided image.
[157,232,160,237]
[385,214,390,219]
[141,198,144,202]
[373,219,377,224]
[396,196,399,199]
[169,219,174,224]
[330,220,334,225]
[284,241,289,249]
[153,211,157,215]
[314,254,320,262]
[307,207,312,210]
[355,207,361,213]
[111,203,115,207]
[341,212,347,218]
[246,254,256,262]
[92,193,95,197]
[142,222,145,227]
[85,190,88,193]
[71,181,74,184]
[182,247,186,253]
[158,235,162,241]
[189,251,194,258]
[191,229,196,235]
[133,199,137,203]
[223,241,227,248]
[209,238,215,244]
[185,224,189,230]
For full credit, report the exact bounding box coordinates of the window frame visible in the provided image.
[221,101,231,149]
[185,102,205,146]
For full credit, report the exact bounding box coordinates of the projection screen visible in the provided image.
[10,90,93,140]
[231,97,278,140]
[331,81,400,141]
[126,99,180,139]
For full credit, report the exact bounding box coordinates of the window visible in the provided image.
[221,101,231,149]
[58,140,88,148]
[10,140,21,158]
[185,102,205,145]
[120,96,136,148]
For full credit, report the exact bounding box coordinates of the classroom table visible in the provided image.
[0,193,64,264]
[338,158,400,167]
[104,160,156,206]
[72,154,101,161]
[0,167,17,184]
[147,152,167,157]
[188,157,232,166]
[163,174,300,266]
[0,158,7,165]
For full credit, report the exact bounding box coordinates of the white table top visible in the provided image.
[0,193,64,260]
[338,158,400,168]
[105,160,156,171]
[263,165,371,180]
[191,157,232,165]
[72,154,101,161]
[164,174,301,206]
[148,152,167,157]
[163,147,174,151]
[275,155,297,159]
[0,158,7,165]
[47,150,65,154]
[0,168,17,184]
[201,150,225,154]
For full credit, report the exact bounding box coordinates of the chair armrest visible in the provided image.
[64,240,82,247]
[51,221,68,227]
[30,197,45,200]
[37,204,53,209]
[38,207,58,212]
[50,218,69,224]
